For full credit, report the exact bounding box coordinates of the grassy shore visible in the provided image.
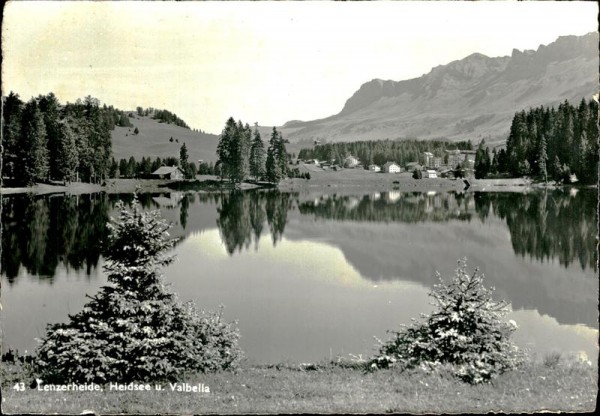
[1,167,594,196]
[0,171,532,196]
[2,359,596,414]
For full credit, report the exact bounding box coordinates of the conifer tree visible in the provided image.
[21,100,50,184]
[179,142,189,178]
[1,92,23,179]
[55,120,79,182]
[370,259,525,384]
[266,127,282,182]
[249,125,266,180]
[538,135,548,184]
[35,197,242,384]
[217,117,236,181]
[38,93,62,180]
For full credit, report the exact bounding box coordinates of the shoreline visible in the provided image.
[0,174,595,196]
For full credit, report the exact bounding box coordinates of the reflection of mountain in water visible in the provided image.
[297,190,597,271]
[285,189,598,328]
[2,188,596,329]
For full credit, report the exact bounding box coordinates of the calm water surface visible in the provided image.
[1,189,597,363]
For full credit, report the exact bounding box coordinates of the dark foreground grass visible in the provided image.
[1,360,597,414]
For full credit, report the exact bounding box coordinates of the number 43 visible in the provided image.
[13,383,25,391]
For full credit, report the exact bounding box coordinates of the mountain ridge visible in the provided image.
[281,32,598,144]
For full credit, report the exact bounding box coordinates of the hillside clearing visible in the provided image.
[111,115,219,163]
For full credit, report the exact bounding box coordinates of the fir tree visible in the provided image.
[249,125,266,180]
[35,197,242,384]
[538,135,548,184]
[179,142,190,178]
[1,92,24,179]
[265,127,288,183]
[21,100,50,184]
[55,120,79,182]
[216,117,236,181]
[370,259,526,384]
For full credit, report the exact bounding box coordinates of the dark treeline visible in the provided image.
[2,92,130,185]
[475,99,599,183]
[135,106,190,129]
[298,139,473,167]
[216,190,293,254]
[217,118,289,183]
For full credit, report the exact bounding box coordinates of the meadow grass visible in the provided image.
[2,358,596,414]
[111,115,219,164]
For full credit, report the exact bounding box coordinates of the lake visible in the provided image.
[1,189,597,364]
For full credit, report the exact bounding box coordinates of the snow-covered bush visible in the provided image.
[369,258,526,383]
[35,197,242,384]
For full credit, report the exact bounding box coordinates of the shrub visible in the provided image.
[369,258,526,384]
[412,169,422,179]
[35,197,242,384]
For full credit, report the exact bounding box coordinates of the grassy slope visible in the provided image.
[111,115,219,164]
[2,361,596,414]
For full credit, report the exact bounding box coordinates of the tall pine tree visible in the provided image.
[179,142,189,178]
[249,125,266,180]
[21,99,50,184]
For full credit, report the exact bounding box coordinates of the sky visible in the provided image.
[2,1,597,134]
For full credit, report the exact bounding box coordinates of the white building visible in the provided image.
[368,164,381,172]
[383,162,401,173]
[424,152,434,167]
[425,170,438,179]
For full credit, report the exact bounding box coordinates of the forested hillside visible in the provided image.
[474,99,599,184]
[1,92,215,185]
[298,139,473,167]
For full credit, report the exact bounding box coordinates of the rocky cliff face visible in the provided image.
[281,32,598,144]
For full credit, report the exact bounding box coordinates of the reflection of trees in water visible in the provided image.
[479,190,598,271]
[1,192,203,283]
[1,193,110,282]
[3,188,595,281]
[298,190,597,272]
[298,192,475,223]
[216,190,293,255]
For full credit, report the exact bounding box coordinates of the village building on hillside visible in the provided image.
[445,150,462,168]
[423,152,434,167]
[424,152,443,169]
[344,155,360,168]
[150,166,184,180]
[368,164,381,172]
[383,162,401,173]
[445,149,476,169]
[425,170,438,179]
